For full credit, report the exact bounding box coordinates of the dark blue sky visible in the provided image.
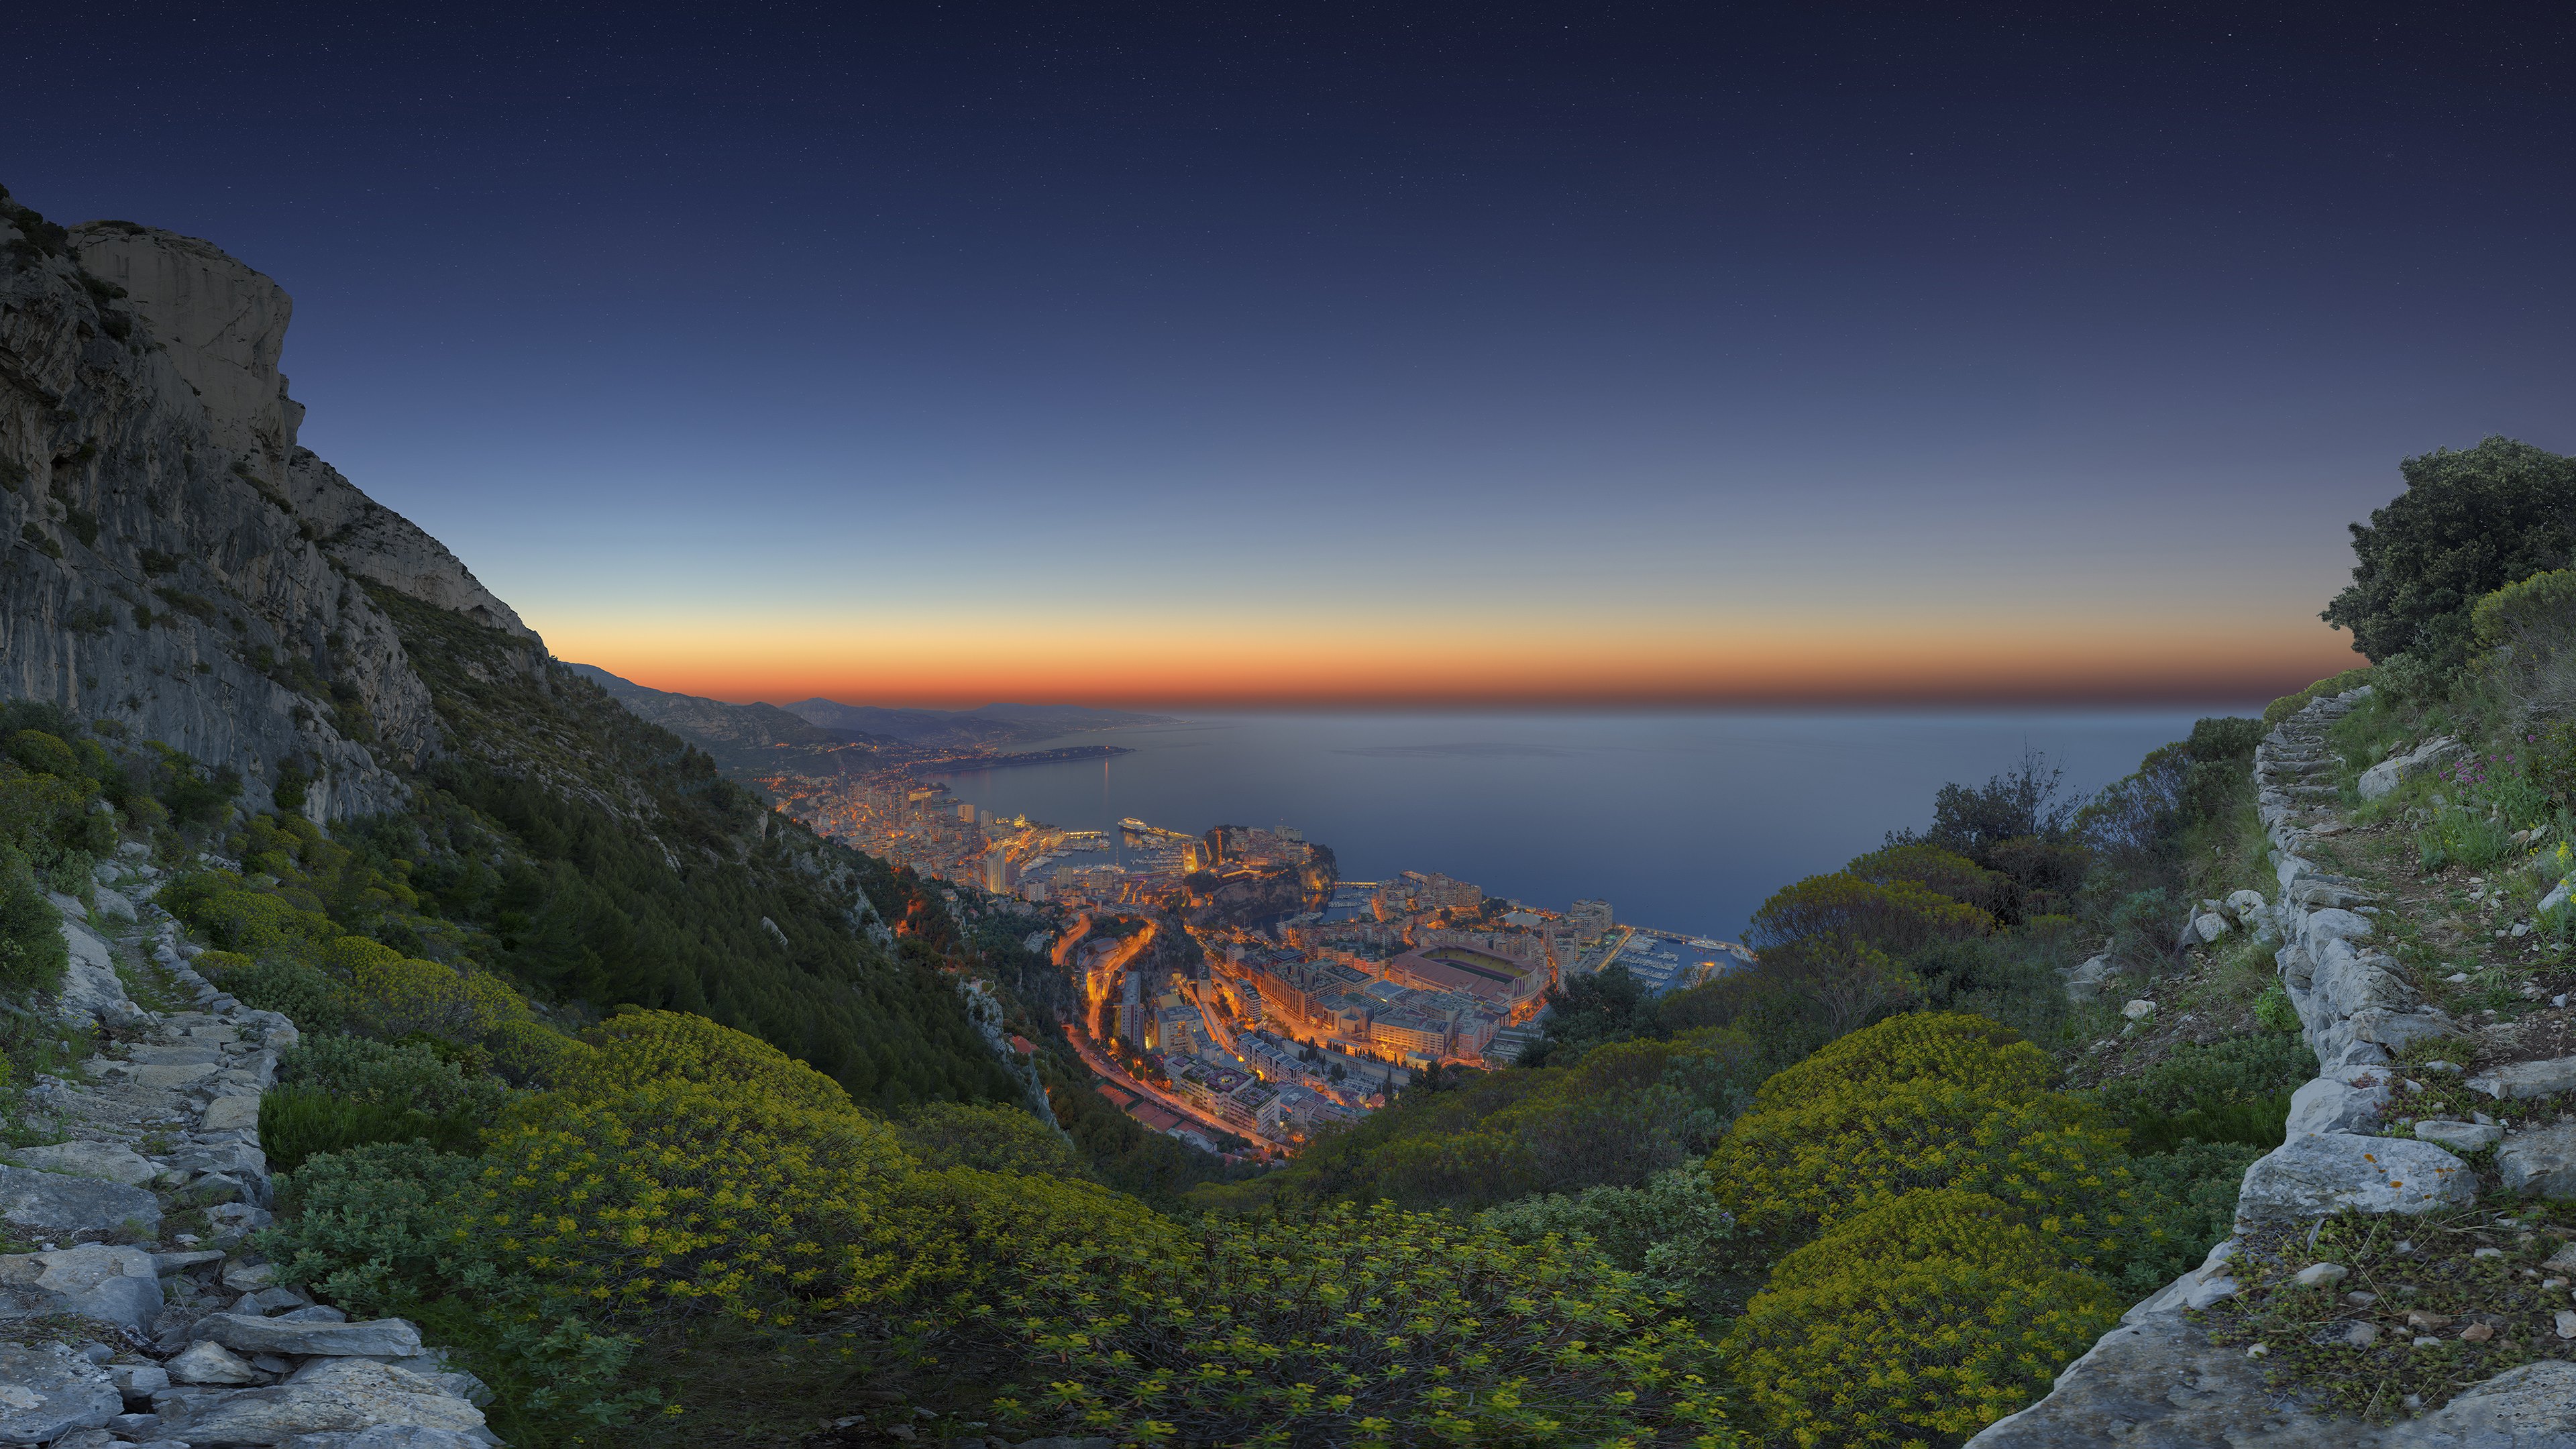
[9,3,2573,704]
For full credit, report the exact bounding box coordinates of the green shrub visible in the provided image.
[258,1084,476,1172]
[485,1019,592,1089]
[892,1100,1087,1179]
[1725,1188,2121,1448]
[976,1200,1731,1448]
[576,1009,853,1113]
[205,956,347,1030]
[0,845,68,994]
[278,1033,509,1119]
[2254,983,2302,1034]
[2114,1140,2266,1295]
[2090,1034,2312,1126]
[1748,1011,2053,1112]
[5,731,82,782]
[1479,1163,1740,1316]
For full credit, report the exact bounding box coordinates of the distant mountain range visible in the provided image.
[565,665,1179,766]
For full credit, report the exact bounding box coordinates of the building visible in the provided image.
[981,844,1015,893]
[1115,973,1144,1046]
[1570,898,1615,938]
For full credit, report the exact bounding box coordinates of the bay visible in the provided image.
[928,708,2259,941]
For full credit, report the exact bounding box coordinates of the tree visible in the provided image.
[1891,747,2076,863]
[2322,437,2576,671]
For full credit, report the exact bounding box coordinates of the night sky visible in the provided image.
[8,4,2572,706]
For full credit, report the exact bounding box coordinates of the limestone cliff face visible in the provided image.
[0,191,538,818]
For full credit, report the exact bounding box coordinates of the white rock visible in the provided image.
[2496,1122,2576,1199]
[167,1340,264,1385]
[2467,1055,2576,1100]
[2359,736,2461,799]
[0,1244,164,1334]
[167,1358,488,1443]
[6,1142,156,1187]
[2193,912,2231,943]
[200,1313,424,1358]
[2122,1000,2157,1021]
[201,1093,264,1133]
[2413,1120,2504,1152]
[2558,1309,2576,1340]
[2234,1133,2481,1228]
[2224,889,2269,924]
[2284,1074,2387,1137]
[2292,1262,2348,1287]
[0,1344,121,1443]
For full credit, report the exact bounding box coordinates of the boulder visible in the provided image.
[2412,1120,2503,1153]
[108,1362,170,1402]
[168,1339,266,1385]
[0,1343,123,1444]
[162,1359,487,1444]
[2496,1122,2576,1199]
[2284,1073,2386,1138]
[2235,1134,2480,1228]
[281,1430,490,1449]
[2122,1000,2156,1021]
[2357,736,2461,800]
[7,1141,158,1187]
[2467,1055,2576,1100]
[203,1093,264,1133]
[0,1245,165,1334]
[200,1313,425,1358]
[0,1165,162,1240]
[2062,954,2118,1004]
[2192,912,2231,943]
[2224,889,2269,925]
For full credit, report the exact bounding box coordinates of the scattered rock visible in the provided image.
[2459,1322,2496,1342]
[2557,1309,2576,1340]
[203,1092,264,1132]
[2292,1262,2349,1288]
[2194,912,2232,943]
[168,1339,266,1385]
[2235,1134,2481,1227]
[2122,999,2156,1021]
[2495,1122,2576,1199]
[2359,737,2461,800]
[0,1343,122,1444]
[164,1358,488,1443]
[4,1142,158,1189]
[2411,1120,2503,1153]
[2337,1321,2380,1347]
[199,1313,427,1359]
[0,1244,166,1334]
[2285,1074,2389,1137]
[0,1165,162,1240]
[2466,1055,2576,1100]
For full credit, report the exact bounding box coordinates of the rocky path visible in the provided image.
[1974,688,2576,1448]
[0,848,494,1448]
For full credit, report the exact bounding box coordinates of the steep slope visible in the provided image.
[566,661,899,774]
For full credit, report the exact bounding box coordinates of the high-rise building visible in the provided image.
[981,844,1014,893]
[1570,899,1614,938]
[1116,971,1144,1046]
[957,802,977,823]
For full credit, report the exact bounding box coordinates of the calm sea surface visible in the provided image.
[928,710,2257,942]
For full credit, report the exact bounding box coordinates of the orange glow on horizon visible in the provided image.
[545,608,2364,710]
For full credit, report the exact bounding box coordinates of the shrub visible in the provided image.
[1726,1189,2122,1448]
[976,1201,1733,1448]
[347,954,525,1042]
[2115,1140,2265,1295]
[260,1084,476,1172]
[1747,873,1994,956]
[278,1032,510,1119]
[2254,983,2302,1034]
[472,1077,911,1324]
[1748,1012,2054,1112]
[262,1144,492,1314]
[892,1100,1087,1179]
[5,731,82,782]
[0,845,68,994]
[486,1019,592,1089]
[1707,1072,2129,1258]
[1843,843,2007,910]
[1479,1163,1741,1316]
[574,1010,853,1114]
[202,956,347,1030]
[2088,1034,2313,1125]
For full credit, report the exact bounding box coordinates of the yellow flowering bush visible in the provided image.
[472,1077,912,1324]
[1727,1189,2121,1448]
[1749,1012,2053,1112]
[975,1201,1739,1448]
[873,1165,1182,1303]
[350,953,527,1042]
[576,1009,853,1112]
[1709,1073,2127,1256]
[486,1018,594,1089]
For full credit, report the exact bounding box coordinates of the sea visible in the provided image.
[926,709,2259,943]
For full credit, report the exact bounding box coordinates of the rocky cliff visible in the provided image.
[0,188,532,820]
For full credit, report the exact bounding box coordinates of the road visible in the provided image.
[1059,1022,1277,1159]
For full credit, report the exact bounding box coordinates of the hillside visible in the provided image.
[7,174,2575,1449]
[564,661,896,774]
[780,696,1179,749]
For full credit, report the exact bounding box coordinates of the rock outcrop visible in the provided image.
[0,188,541,820]
[1971,688,2576,1447]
